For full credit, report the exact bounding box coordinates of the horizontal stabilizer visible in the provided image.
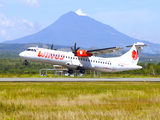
[126,42,151,47]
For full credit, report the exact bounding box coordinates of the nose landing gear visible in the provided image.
[24,60,30,66]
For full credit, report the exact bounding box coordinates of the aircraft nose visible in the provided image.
[19,52,25,57]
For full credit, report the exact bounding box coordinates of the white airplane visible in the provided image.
[19,42,148,75]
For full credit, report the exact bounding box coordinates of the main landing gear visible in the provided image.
[80,68,85,74]
[67,68,85,75]
[68,69,73,74]
[24,60,30,66]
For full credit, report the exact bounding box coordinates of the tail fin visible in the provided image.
[119,42,149,65]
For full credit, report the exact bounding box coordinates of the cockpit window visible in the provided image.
[26,49,36,52]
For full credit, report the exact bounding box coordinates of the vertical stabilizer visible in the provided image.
[119,42,148,65]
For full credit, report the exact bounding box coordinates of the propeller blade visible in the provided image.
[51,43,53,50]
[70,42,80,56]
[74,41,77,51]
[76,47,80,51]
[70,46,74,52]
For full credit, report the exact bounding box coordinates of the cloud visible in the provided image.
[0,12,42,42]
[18,19,43,32]
[0,13,42,31]
[0,13,15,27]
[0,29,11,41]
[75,9,88,16]
[0,4,3,8]
[23,19,34,28]
[21,0,40,7]
[0,29,7,36]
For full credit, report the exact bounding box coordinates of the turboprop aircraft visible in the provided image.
[19,42,148,75]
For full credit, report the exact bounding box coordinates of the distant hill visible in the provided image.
[3,11,160,53]
[0,43,70,55]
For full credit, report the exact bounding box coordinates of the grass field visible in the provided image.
[0,82,160,119]
[0,73,160,78]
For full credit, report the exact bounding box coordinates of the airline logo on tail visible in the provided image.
[132,50,138,60]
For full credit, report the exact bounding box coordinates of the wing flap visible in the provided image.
[87,47,123,56]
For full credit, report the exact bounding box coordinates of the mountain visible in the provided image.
[3,11,160,53]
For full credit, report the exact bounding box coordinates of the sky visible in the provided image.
[0,0,160,44]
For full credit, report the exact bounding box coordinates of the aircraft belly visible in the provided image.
[87,64,113,72]
[114,65,142,72]
[65,61,80,69]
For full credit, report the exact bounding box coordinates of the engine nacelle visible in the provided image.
[76,50,92,57]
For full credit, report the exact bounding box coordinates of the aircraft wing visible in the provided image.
[87,47,123,56]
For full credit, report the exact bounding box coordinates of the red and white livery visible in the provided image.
[19,42,148,75]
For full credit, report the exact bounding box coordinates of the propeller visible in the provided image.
[70,42,80,56]
[51,43,53,50]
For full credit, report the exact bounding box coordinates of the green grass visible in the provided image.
[0,82,160,119]
[0,73,160,78]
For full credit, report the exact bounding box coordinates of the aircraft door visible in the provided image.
[71,56,80,66]
[112,60,117,72]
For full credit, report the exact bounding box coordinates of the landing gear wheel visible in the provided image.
[68,69,73,74]
[80,69,85,74]
[24,60,29,66]
[25,62,28,66]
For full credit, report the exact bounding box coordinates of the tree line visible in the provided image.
[0,58,53,74]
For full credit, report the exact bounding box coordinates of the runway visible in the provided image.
[0,78,160,82]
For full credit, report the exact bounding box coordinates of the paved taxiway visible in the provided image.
[0,78,160,82]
